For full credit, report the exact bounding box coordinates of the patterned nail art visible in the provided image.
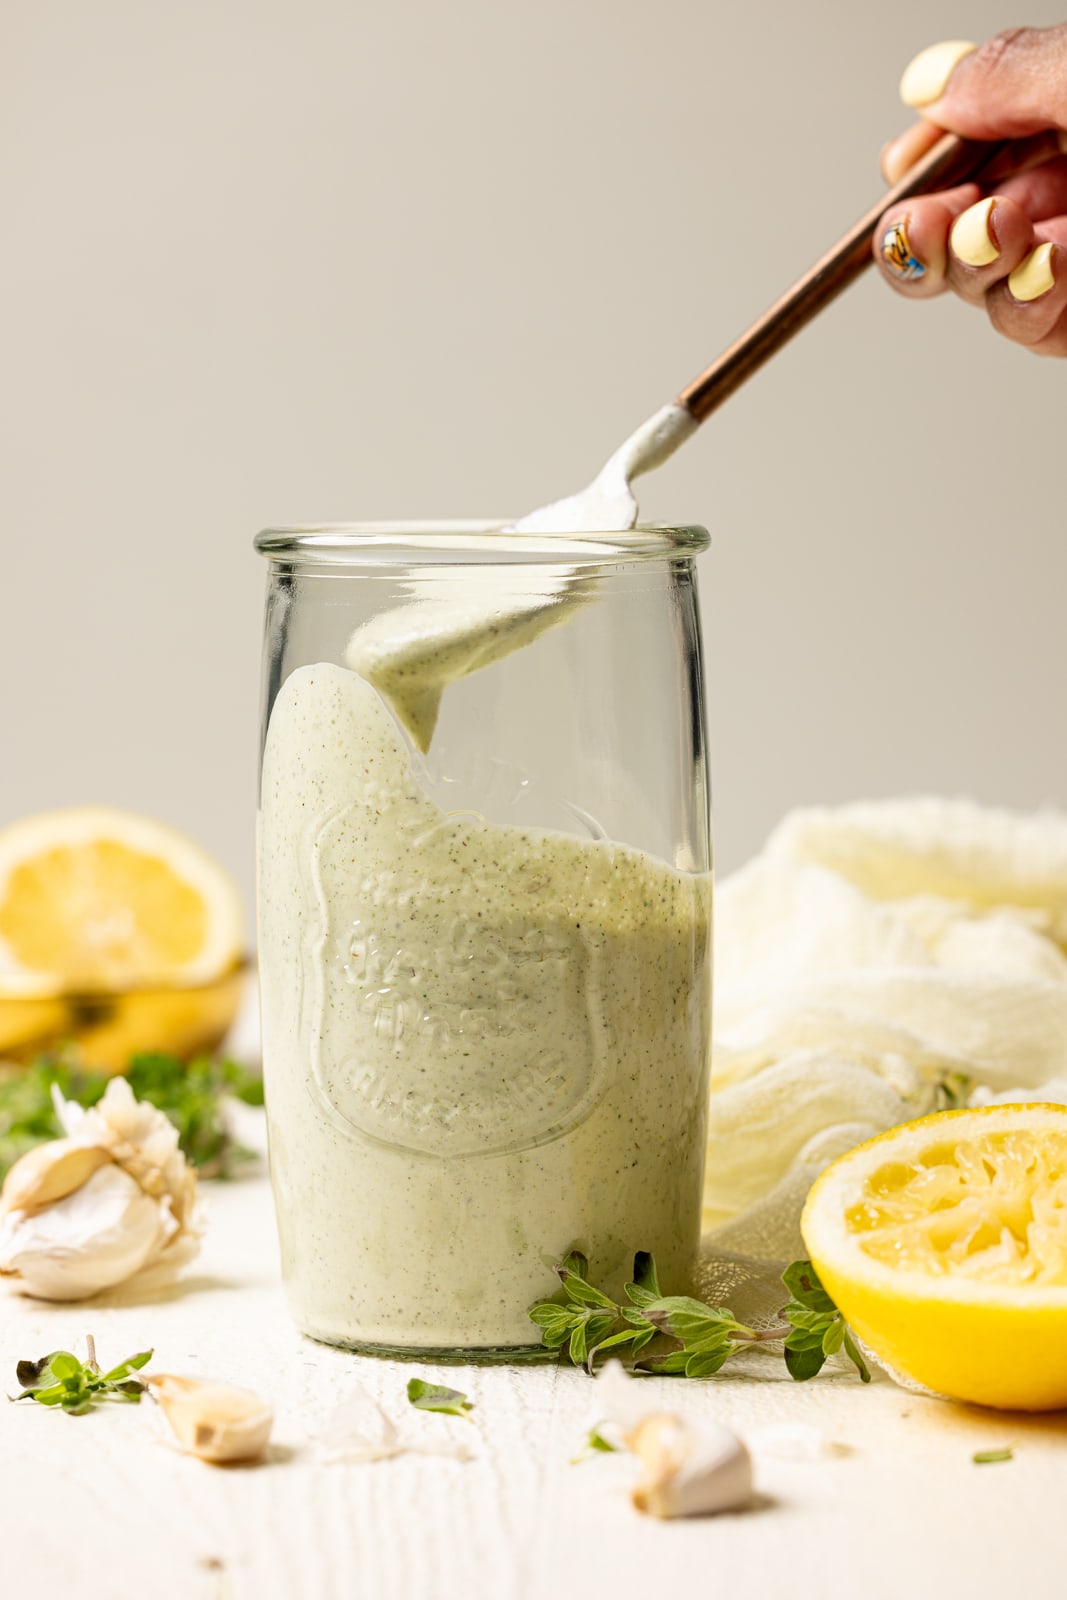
[881,219,925,281]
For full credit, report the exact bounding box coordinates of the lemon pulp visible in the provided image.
[0,840,209,986]
[847,1129,1067,1286]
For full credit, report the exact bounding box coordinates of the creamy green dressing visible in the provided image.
[259,662,711,1350]
[343,567,587,752]
[342,404,697,752]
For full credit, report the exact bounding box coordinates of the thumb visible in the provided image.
[901,27,1067,138]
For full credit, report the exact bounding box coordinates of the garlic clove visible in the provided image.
[146,1374,273,1464]
[627,1412,753,1519]
[0,1164,171,1299]
[1,1139,112,1216]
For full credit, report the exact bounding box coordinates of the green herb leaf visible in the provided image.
[14,1343,153,1413]
[585,1328,640,1363]
[684,1345,734,1379]
[406,1379,474,1419]
[528,1252,868,1389]
[841,1329,872,1383]
[783,1342,828,1382]
[15,1354,57,1390]
[28,1386,69,1407]
[643,1297,743,1345]
[568,1320,589,1368]
[102,1350,153,1382]
[571,1426,620,1463]
[781,1260,836,1315]
[561,1250,590,1280]
[625,1251,662,1306]
[557,1270,616,1310]
[973,1448,1013,1464]
[638,1348,692,1375]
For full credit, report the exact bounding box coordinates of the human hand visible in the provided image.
[876,27,1067,355]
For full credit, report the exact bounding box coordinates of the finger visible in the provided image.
[994,156,1067,221]
[1013,306,1067,358]
[946,194,1038,304]
[882,121,942,185]
[987,234,1067,352]
[875,186,982,297]
[900,28,1067,139]
[981,130,1067,184]
[883,123,1067,191]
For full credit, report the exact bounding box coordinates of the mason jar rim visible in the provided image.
[254,521,709,567]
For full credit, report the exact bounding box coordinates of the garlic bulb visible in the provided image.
[0,1077,201,1300]
[146,1374,273,1464]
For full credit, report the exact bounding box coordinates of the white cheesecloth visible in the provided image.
[702,796,1067,1280]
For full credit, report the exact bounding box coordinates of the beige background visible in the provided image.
[2,1,1065,923]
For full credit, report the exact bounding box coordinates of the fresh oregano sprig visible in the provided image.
[780,1260,870,1382]
[529,1251,870,1385]
[14,1336,153,1415]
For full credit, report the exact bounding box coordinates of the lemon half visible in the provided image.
[801,1104,1067,1411]
[0,807,244,996]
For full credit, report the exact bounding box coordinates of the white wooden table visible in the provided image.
[3,1133,1063,1600]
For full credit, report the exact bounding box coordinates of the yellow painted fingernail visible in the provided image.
[950,198,999,267]
[1008,242,1056,302]
[899,40,978,107]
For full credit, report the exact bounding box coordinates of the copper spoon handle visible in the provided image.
[677,132,1007,424]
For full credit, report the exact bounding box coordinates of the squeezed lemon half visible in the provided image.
[801,1104,1067,1411]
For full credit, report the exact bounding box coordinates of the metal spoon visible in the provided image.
[515,131,1004,533]
[349,132,1005,747]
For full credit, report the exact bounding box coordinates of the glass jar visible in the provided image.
[255,522,712,1357]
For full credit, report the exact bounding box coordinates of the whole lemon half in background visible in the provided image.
[0,807,245,1069]
[801,1103,1067,1412]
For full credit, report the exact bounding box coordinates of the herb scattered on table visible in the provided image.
[528,1250,870,1384]
[571,1426,622,1464]
[406,1379,474,1419]
[973,1447,1013,1465]
[0,1051,263,1181]
[14,1335,152,1415]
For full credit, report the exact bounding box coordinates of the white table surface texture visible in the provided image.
[2,1154,1064,1600]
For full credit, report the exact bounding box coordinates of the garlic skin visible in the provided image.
[0,1164,175,1299]
[146,1374,273,1464]
[311,1384,475,1465]
[56,1078,198,1234]
[0,1078,200,1301]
